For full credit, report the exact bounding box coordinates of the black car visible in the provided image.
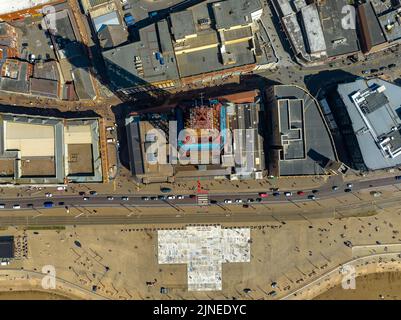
[158,195,167,200]
[344,188,352,192]
[160,187,172,193]
[27,204,34,208]
[312,189,319,194]
[388,63,396,69]
[255,198,262,202]
[89,191,97,195]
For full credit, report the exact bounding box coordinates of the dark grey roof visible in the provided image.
[0,236,14,259]
[212,0,262,30]
[170,10,197,40]
[359,1,387,47]
[273,85,337,176]
[317,0,360,57]
[126,120,144,176]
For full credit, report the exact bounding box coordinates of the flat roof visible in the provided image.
[212,0,262,30]
[170,10,197,40]
[0,236,14,259]
[337,79,401,170]
[273,85,337,175]
[0,0,53,15]
[318,0,360,57]
[300,4,327,54]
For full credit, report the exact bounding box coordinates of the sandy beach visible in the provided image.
[316,272,401,300]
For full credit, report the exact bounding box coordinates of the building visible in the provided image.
[265,85,338,177]
[0,236,14,262]
[0,0,64,20]
[272,0,360,63]
[125,90,265,183]
[102,0,275,96]
[326,78,401,171]
[0,112,103,184]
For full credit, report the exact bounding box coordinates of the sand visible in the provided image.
[0,290,72,300]
[316,272,401,300]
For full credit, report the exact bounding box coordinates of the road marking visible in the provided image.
[75,212,84,218]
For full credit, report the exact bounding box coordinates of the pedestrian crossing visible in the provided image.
[197,194,209,206]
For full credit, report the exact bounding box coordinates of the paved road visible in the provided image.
[0,175,399,214]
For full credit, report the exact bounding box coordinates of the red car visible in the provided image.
[297,191,305,196]
[259,192,268,198]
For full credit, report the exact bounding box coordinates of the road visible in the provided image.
[0,175,399,227]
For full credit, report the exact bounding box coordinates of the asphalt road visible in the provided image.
[0,175,399,214]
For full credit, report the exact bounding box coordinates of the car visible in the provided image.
[395,176,401,180]
[45,193,52,198]
[189,194,196,199]
[57,186,66,191]
[361,70,370,75]
[58,202,65,206]
[107,196,114,201]
[379,66,387,71]
[150,197,158,201]
[122,3,132,10]
[167,195,176,200]
[89,191,97,195]
[242,204,249,208]
[43,201,54,208]
[255,198,262,202]
[344,188,352,193]
[259,192,268,198]
[346,183,353,188]
[312,189,319,194]
[0,204,4,209]
[235,199,243,203]
[297,191,305,195]
[177,195,184,200]
[388,63,397,69]
[210,200,217,204]
[160,187,172,193]
[268,290,277,297]
[332,186,339,191]
[284,192,292,197]
[372,191,382,197]
[273,192,280,197]
[142,197,150,201]
[83,197,89,201]
[247,198,254,203]
[158,195,167,200]
[370,68,379,73]
[27,204,34,208]
[308,195,316,200]
[224,199,232,204]
[13,204,21,209]
[79,191,86,196]
[121,196,129,201]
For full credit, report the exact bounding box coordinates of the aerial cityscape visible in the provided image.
[1,0,401,304]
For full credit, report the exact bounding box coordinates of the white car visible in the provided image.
[224,199,232,204]
[121,196,129,201]
[284,192,293,197]
[45,193,53,198]
[107,196,114,201]
[13,204,21,209]
[167,195,176,200]
[347,183,353,188]
[83,197,89,201]
[177,195,184,200]
[235,199,243,203]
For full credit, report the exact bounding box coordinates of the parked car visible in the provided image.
[89,191,97,195]
[0,204,5,209]
[259,192,268,198]
[224,199,232,204]
[167,195,176,200]
[121,196,129,201]
[160,187,172,193]
[107,196,114,201]
[43,201,53,208]
[308,195,316,200]
[177,195,184,200]
[332,186,339,191]
[13,204,21,209]
[346,183,353,188]
[344,188,352,193]
[142,197,150,201]
[297,191,305,195]
[83,197,89,201]
[284,192,293,197]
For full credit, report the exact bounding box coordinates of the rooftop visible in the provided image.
[336,79,401,170]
